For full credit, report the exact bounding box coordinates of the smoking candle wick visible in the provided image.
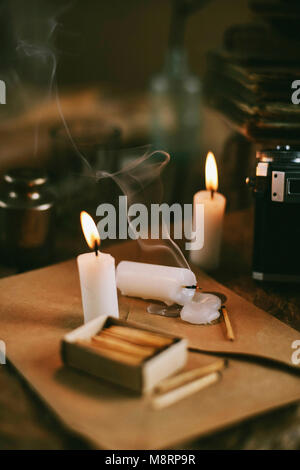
[183,285,201,290]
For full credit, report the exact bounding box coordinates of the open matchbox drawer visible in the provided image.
[61,316,188,393]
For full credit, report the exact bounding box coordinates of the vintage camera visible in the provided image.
[248,146,300,282]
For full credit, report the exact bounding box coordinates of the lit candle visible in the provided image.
[190,152,226,271]
[77,211,119,323]
[116,261,197,306]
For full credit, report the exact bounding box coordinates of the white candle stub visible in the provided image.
[77,252,119,323]
[77,211,119,324]
[190,152,226,271]
[180,292,221,325]
[116,261,196,306]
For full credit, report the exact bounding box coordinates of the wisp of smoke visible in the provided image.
[96,148,191,270]
[10,0,84,162]
[8,1,191,270]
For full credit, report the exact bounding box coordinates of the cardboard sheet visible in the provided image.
[0,243,299,448]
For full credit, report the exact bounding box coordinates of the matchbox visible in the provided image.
[61,316,188,393]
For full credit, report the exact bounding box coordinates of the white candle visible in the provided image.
[77,212,119,323]
[190,152,226,271]
[116,261,197,306]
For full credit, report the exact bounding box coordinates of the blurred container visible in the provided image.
[150,48,202,203]
[49,120,122,228]
[0,167,56,271]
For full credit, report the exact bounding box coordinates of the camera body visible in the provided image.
[251,146,300,282]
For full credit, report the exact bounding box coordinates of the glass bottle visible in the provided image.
[150,47,202,204]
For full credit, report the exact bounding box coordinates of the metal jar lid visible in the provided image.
[3,167,48,188]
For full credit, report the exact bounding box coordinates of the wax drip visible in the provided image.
[147,303,181,318]
[180,292,221,325]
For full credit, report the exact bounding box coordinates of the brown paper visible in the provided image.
[126,281,300,372]
[0,244,299,448]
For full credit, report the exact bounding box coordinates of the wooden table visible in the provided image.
[0,208,299,450]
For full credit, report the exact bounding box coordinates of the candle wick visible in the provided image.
[210,189,214,199]
[183,285,201,290]
[94,241,99,256]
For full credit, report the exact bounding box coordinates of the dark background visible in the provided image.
[1,0,251,92]
[55,0,250,91]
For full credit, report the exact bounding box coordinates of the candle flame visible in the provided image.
[205,151,218,192]
[80,211,100,251]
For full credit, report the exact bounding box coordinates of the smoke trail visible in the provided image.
[10,0,93,170]
[53,80,92,171]
[7,1,191,269]
[96,148,191,270]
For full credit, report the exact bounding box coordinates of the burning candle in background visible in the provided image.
[190,152,226,271]
[77,211,119,323]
